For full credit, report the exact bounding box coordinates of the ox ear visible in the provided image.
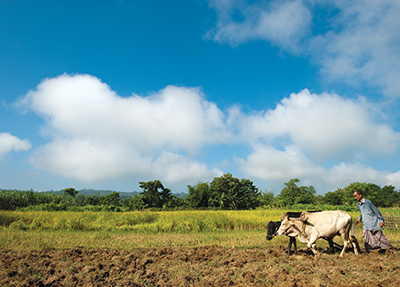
[280,213,289,221]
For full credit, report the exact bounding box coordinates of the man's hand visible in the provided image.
[380,222,385,227]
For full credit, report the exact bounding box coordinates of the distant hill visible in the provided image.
[173,192,188,199]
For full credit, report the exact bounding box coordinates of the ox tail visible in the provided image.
[350,218,361,255]
[351,220,357,239]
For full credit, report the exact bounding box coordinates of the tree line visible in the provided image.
[1,174,399,211]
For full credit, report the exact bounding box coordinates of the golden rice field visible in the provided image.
[1,209,399,251]
[1,209,364,232]
[2,209,400,286]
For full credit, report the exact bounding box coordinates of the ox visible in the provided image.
[277,211,358,259]
[266,211,336,256]
[266,221,298,255]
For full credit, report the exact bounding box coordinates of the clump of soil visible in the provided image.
[1,245,399,286]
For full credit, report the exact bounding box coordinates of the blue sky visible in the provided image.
[1,0,400,195]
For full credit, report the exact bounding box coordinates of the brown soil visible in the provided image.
[1,245,399,286]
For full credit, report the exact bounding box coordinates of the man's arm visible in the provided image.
[368,200,384,225]
[356,202,362,222]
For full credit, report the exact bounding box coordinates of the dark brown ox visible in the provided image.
[277,210,359,259]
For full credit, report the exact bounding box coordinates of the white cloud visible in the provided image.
[205,0,400,192]
[386,171,400,188]
[235,144,324,181]
[208,0,400,97]
[23,74,229,153]
[319,162,400,193]
[153,151,222,183]
[21,74,230,183]
[29,139,152,181]
[310,0,400,97]
[236,89,400,161]
[234,89,400,192]
[18,74,400,192]
[0,133,31,158]
[207,0,312,52]
[237,146,400,193]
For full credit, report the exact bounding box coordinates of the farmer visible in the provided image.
[353,189,395,253]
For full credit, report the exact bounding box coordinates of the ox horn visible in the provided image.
[299,212,308,222]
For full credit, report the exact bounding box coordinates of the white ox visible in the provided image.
[277,210,359,259]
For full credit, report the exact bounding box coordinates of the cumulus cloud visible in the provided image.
[204,0,400,192]
[314,162,400,193]
[21,74,229,183]
[18,74,400,192]
[309,0,400,97]
[235,144,325,181]
[207,0,312,52]
[237,146,400,193]
[207,0,400,97]
[22,74,229,153]
[29,139,152,181]
[153,151,223,183]
[237,89,400,161]
[0,133,31,158]
[234,89,400,192]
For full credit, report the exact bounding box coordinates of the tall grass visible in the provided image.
[1,209,399,251]
[0,228,276,251]
[0,209,375,233]
[0,210,283,232]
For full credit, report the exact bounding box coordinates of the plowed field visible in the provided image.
[1,245,399,286]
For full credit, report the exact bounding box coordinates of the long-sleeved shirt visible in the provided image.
[357,198,384,231]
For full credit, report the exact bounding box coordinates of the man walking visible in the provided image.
[353,189,395,253]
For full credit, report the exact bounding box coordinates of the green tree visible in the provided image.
[299,185,316,204]
[260,190,275,207]
[208,173,260,210]
[171,197,186,208]
[139,180,173,208]
[160,187,174,208]
[84,195,102,206]
[102,192,121,206]
[377,185,399,207]
[323,188,345,205]
[122,194,148,210]
[277,178,300,206]
[75,193,87,206]
[238,178,260,209]
[276,178,316,206]
[62,188,79,206]
[186,182,210,208]
[343,182,380,205]
[62,188,78,198]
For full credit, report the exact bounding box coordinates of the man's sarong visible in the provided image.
[363,229,393,249]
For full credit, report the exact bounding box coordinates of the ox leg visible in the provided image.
[293,237,298,254]
[351,240,359,255]
[287,237,296,255]
[310,243,320,261]
[339,234,350,257]
[328,238,334,254]
[307,237,320,261]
